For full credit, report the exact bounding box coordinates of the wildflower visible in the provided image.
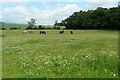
[45,61,49,65]
[33,58,36,61]
[79,73,81,76]
[113,74,116,77]
[36,72,39,75]
[104,69,107,72]
[85,55,88,58]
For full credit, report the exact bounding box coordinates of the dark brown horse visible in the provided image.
[39,31,46,34]
[70,31,73,34]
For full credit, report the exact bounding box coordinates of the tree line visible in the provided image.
[26,19,60,30]
[55,6,120,30]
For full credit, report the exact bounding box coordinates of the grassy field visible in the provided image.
[2,30,118,78]
[0,30,2,78]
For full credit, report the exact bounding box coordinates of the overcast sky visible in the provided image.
[0,0,119,25]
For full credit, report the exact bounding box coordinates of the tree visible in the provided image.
[18,26,21,30]
[118,1,120,7]
[38,25,45,29]
[54,20,62,26]
[0,22,4,27]
[54,21,58,26]
[27,18,36,29]
[60,6,120,30]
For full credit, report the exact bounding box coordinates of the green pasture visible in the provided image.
[2,30,118,78]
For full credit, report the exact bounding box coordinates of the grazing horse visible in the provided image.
[39,31,46,34]
[70,31,73,34]
[59,30,64,34]
[23,30,33,34]
[28,30,33,33]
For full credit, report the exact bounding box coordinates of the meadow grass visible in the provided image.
[2,30,118,78]
[0,30,2,78]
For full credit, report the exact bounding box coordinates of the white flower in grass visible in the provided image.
[110,72,117,77]
[63,64,65,66]
[113,74,116,77]
[21,67,23,70]
[85,55,88,58]
[38,59,40,62]
[82,75,85,78]
[45,61,49,65]
[36,72,39,75]
[104,69,107,72]
[58,61,61,64]
[93,58,96,61]
[110,51,116,54]
[34,58,37,61]
[71,57,74,60]
[79,73,82,76]
[68,62,71,65]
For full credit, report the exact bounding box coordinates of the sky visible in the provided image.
[0,0,119,25]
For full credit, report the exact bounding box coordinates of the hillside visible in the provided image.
[2,23,31,30]
[1,23,65,30]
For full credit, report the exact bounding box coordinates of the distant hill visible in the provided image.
[2,23,31,30]
[1,22,65,30]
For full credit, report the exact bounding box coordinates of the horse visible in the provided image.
[28,30,33,33]
[39,31,46,34]
[23,30,33,34]
[23,30,28,34]
[70,31,73,34]
[59,30,64,34]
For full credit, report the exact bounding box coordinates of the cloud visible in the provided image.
[82,1,118,10]
[86,0,119,2]
[0,0,82,2]
[2,6,31,23]
[2,4,80,25]
[1,0,119,2]
[37,4,80,25]
[0,0,28,2]
[0,16,2,22]
[51,4,80,20]
[1,1,119,25]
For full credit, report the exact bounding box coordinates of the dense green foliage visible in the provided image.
[57,7,120,30]
[2,30,118,78]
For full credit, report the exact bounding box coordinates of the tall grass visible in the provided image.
[2,30,118,78]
